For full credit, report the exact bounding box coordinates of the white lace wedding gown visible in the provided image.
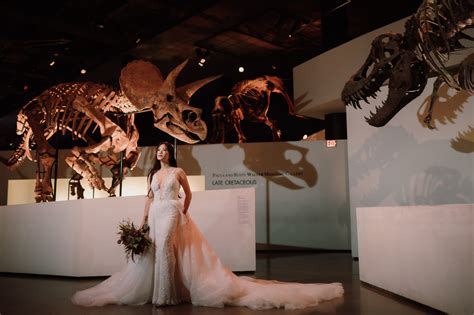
[72,168,344,309]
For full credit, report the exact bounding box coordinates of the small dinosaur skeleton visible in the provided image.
[2,60,219,202]
[341,0,474,128]
[210,75,295,143]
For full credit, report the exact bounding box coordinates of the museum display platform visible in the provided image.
[0,188,255,276]
[357,204,473,314]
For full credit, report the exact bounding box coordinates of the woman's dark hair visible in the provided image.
[147,142,177,197]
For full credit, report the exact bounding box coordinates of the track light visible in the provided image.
[195,48,210,66]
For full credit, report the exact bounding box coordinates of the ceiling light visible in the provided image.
[302,134,308,140]
[80,69,87,74]
[136,38,141,44]
[238,66,244,73]
[195,48,210,65]
[49,61,55,66]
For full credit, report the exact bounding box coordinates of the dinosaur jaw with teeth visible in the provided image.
[342,52,428,127]
[341,61,395,126]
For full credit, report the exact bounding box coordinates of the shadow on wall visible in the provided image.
[294,91,313,112]
[349,126,473,207]
[450,126,474,153]
[177,145,202,175]
[418,84,473,153]
[231,142,318,190]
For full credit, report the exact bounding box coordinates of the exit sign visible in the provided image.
[326,140,337,147]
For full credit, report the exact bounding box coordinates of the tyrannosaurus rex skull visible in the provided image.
[341,31,428,126]
[120,60,220,143]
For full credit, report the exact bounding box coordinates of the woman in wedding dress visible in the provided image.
[72,142,344,309]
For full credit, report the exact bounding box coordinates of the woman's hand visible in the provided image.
[139,215,148,230]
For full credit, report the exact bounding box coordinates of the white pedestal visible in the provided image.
[357,204,473,315]
[0,188,255,276]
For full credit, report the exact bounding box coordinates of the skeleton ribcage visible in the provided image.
[23,82,133,142]
[415,0,474,90]
[231,92,267,118]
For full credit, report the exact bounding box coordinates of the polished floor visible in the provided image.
[0,252,443,315]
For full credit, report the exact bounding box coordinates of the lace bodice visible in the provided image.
[151,168,180,201]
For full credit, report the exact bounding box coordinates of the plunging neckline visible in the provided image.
[154,168,176,189]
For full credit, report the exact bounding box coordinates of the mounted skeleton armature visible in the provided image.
[341,0,474,129]
[1,60,220,202]
[210,75,296,143]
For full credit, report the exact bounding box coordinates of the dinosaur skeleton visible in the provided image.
[69,172,85,200]
[341,0,474,128]
[2,60,219,202]
[210,75,295,143]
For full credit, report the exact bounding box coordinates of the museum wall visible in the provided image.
[0,140,351,250]
[294,17,474,256]
[178,141,350,249]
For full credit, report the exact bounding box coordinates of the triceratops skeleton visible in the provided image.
[2,60,219,202]
[210,75,295,143]
[341,0,474,128]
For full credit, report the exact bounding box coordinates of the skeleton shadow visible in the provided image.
[294,92,313,112]
[349,126,473,207]
[450,126,474,153]
[417,84,473,153]
[177,145,202,175]
[227,142,318,190]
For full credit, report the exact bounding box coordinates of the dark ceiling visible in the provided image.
[0,0,422,148]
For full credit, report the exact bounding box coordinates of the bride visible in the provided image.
[72,142,344,309]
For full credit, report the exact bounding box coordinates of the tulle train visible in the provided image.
[72,212,343,309]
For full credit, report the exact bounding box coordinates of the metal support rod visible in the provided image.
[53,120,60,201]
[119,151,124,197]
[266,178,270,244]
[327,0,351,14]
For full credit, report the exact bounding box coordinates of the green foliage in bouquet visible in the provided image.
[117,219,152,262]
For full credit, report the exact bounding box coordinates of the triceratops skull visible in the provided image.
[120,59,220,143]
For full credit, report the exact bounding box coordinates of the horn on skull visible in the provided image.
[161,59,189,95]
[177,75,223,102]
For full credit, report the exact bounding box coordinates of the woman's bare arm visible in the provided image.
[177,168,192,214]
[140,179,153,228]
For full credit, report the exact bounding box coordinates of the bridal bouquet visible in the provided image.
[117,219,152,262]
